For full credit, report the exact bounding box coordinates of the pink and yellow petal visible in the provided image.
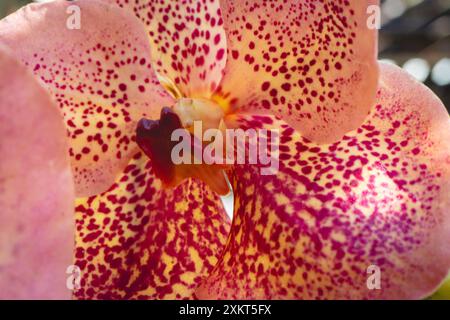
[0,45,74,299]
[109,0,227,99]
[197,62,450,299]
[74,153,230,299]
[215,0,379,144]
[0,0,173,197]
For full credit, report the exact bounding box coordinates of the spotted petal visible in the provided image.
[215,0,379,144]
[197,62,450,299]
[0,46,74,299]
[74,153,230,299]
[0,0,174,197]
[108,0,227,98]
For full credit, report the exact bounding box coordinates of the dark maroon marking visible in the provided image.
[136,107,182,185]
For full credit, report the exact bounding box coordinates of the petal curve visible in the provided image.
[0,0,173,197]
[197,62,450,299]
[0,45,74,299]
[215,0,379,143]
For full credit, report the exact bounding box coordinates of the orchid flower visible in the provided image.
[0,0,449,300]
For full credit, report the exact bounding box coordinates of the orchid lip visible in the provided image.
[136,105,229,195]
[136,107,181,186]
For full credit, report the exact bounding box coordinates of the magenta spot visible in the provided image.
[214,34,221,45]
[216,49,225,60]
[195,56,205,66]
[261,82,270,91]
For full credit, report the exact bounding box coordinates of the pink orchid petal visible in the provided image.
[0,46,74,299]
[74,153,230,299]
[0,0,174,197]
[197,62,450,299]
[216,0,379,144]
[108,0,227,98]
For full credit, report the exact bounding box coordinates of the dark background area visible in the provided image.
[379,0,450,112]
[1,0,449,112]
